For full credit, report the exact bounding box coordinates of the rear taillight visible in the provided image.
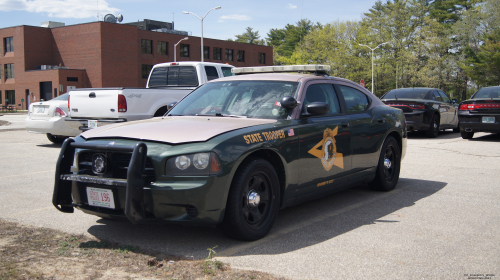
[118,95,127,112]
[68,95,70,110]
[385,102,425,110]
[460,103,500,110]
[54,107,66,117]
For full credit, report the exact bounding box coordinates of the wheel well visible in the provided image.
[387,131,403,156]
[239,149,286,208]
[154,106,169,117]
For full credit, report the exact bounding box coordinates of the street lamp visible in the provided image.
[359,42,390,94]
[183,6,221,62]
[174,37,189,62]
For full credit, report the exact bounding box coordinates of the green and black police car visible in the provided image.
[53,65,407,241]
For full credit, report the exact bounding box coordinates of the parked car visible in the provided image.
[53,65,407,241]
[458,86,500,139]
[380,87,459,138]
[25,93,81,143]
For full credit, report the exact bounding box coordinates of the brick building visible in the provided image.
[0,20,273,110]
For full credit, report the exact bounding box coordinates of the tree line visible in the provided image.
[230,0,499,99]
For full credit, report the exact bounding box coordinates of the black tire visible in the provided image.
[368,137,401,192]
[221,158,280,241]
[153,106,169,117]
[461,131,474,139]
[425,114,440,138]
[46,133,67,144]
[453,121,460,133]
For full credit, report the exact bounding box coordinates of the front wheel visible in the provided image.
[221,158,280,241]
[368,137,401,192]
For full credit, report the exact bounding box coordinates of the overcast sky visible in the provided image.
[0,0,376,41]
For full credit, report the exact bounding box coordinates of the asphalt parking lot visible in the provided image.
[1,113,499,280]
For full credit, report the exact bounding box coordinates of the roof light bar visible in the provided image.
[232,65,331,75]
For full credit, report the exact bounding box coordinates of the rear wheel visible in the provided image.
[453,121,460,133]
[461,131,474,139]
[46,133,67,144]
[426,115,440,138]
[369,137,401,192]
[221,158,280,241]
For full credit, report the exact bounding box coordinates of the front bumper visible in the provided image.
[25,116,81,136]
[65,118,127,131]
[53,139,227,226]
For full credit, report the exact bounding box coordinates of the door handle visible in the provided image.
[341,121,349,128]
[377,118,386,124]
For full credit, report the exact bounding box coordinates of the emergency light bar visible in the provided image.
[232,65,331,75]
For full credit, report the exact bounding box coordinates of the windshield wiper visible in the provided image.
[196,113,247,118]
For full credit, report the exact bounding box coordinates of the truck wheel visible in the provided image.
[425,114,440,138]
[368,136,401,192]
[154,106,169,117]
[46,133,67,144]
[221,158,280,241]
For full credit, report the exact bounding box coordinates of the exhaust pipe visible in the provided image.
[465,128,473,132]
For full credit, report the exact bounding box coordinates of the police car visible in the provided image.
[53,65,407,241]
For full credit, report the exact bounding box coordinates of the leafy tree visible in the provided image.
[266,19,316,64]
[230,27,265,45]
[460,29,500,86]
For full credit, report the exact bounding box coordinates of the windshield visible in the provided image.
[168,80,299,120]
[473,87,500,99]
[382,88,430,100]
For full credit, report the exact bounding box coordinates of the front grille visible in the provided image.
[78,151,156,183]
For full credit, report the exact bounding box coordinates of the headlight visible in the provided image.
[166,152,221,176]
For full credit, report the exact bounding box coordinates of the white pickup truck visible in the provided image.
[65,62,234,131]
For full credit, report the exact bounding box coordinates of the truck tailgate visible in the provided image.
[69,89,121,119]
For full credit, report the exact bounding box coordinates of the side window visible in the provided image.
[204,66,219,81]
[439,91,451,103]
[221,67,234,77]
[302,84,341,115]
[432,91,442,101]
[338,85,370,113]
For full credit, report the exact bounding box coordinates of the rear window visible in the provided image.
[148,66,199,87]
[221,67,234,77]
[382,88,430,100]
[473,87,500,99]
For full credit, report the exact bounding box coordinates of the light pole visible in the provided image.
[174,37,189,62]
[183,6,221,62]
[359,42,390,94]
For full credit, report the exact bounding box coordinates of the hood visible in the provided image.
[81,116,277,144]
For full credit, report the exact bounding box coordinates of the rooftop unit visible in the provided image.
[41,21,65,28]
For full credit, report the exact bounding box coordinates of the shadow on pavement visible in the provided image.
[86,178,446,259]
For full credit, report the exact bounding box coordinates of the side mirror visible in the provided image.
[452,99,458,104]
[307,102,330,115]
[280,96,298,109]
[167,102,177,111]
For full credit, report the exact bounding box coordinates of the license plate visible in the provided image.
[35,106,46,113]
[482,117,495,123]
[88,120,98,129]
[86,187,115,209]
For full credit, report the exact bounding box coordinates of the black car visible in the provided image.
[458,86,500,139]
[380,88,460,138]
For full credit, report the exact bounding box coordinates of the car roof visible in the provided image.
[207,72,360,85]
[152,61,234,68]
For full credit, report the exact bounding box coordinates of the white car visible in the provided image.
[25,93,81,143]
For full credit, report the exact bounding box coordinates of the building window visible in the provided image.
[5,90,15,105]
[225,49,233,61]
[158,41,168,56]
[0,91,2,104]
[204,46,210,59]
[4,64,14,79]
[142,64,153,79]
[213,47,222,60]
[237,50,245,62]
[180,44,189,57]
[4,37,13,53]
[67,77,78,82]
[141,39,152,54]
[258,53,266,64]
